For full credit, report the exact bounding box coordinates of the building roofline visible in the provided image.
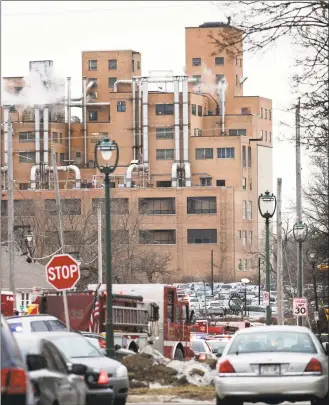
[82,49,140,54]
[2,76,24,79]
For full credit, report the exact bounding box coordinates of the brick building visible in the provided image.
[1,21,273,282]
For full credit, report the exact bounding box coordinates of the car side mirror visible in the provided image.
[71,363,88,375]
[26,354,47,371]
[322,342,329,355]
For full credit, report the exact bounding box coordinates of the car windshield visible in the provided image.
[47,334,102,358]
[192,340,206,353]
[228,331,317,354]
[207,340,228,354]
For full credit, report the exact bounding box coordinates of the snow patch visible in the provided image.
[167,360,217,386]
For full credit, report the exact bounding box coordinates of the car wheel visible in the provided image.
[114,398,127,405]
[216,396,242,405]
[174,348,184,361]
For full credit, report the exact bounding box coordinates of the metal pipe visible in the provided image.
[125,163,139,188]
[114,80,132,92]
[83,76,87,165]
[182,76,189,163]
[138,79,143,158]
[48,165,81,189]
[69,102,111,107]
[132,78,136,160]
[171,163,179,188]
[67,77,71,161]
[174,77,180,162]
[3,108,9,167]
[43,108,49,165]
[35,109,40,165]
[30,166,39,190]
[219,79,226,135]
[142,79,149,164]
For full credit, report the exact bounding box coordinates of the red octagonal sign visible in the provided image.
[46,254,80,291]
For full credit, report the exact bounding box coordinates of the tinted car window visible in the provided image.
[46,320,66,331]
[31,321,49,332]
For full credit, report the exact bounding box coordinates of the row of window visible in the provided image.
[88,59,140,72]
[237,258,253,272]
[260,108,271,120]
[191,57,242,67]
[140,229,217,244]
[19,132,64,143]
[260,130,272,142]
[242,200,253,220]
[139,197,217,215]
[238,230,253,246]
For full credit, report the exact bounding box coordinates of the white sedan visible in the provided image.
[215,325,329,405]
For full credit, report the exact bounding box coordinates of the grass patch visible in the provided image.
[129,385,216,400]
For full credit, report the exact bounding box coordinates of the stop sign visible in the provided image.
[45,254,80,291]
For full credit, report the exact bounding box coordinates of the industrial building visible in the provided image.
[1,21,273,281]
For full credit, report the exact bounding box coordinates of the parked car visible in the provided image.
[215,325,329,405]
[14,334,88,405]
[190,338,216,360]
[38,332,129,405]
[1,314,33,405]
[6,315,67,333]
[207,302,225,317]
[205,338,230,357]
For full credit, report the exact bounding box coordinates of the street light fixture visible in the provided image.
[258,191,277,325]
[307,247,320,333]
[95,137,119,359]
[293,221,308,326]
[241,278,250,316]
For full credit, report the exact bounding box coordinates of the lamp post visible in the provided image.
[293,221,308,327]
[241,277,250,316]
[258,191,277,325]
[201,278,207,316]
[306,247,320,333]
[95,137,119,358]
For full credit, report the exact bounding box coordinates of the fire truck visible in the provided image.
[1,291,15,317]
[32,283,193,360]
[191,319,251,335]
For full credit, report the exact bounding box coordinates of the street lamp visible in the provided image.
[307,247,319,333]
[293,221,308,326]
[241,277,250,316]
[95,137,119,358]
[258,191,277,325]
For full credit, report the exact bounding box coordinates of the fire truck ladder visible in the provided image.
[112,306,149,328]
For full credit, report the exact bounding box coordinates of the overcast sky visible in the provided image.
[2,0,312,217]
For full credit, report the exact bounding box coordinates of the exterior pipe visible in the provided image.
[82,76,87,165]
[67,77,71,161]
[125,163,139,188]
[182,76,191,187]
[30,165,39,190]
[138,79,143,158]
[171,77,180,188]
[4,108,9,167]
[171,163,180,188]
[219,79,226,135]
[43,108,49,165]
[132,78,136,160]
[29,165,81,190]
[184,162,192,187]
[114,80,132,92]
[142,79,149,165]
[35,108,40,164]
[69,102,111,107]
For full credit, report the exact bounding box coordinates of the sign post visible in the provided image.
[45,254,81,330]
[293,297,308,318]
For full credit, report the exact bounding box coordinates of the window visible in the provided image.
[238,259,242,271]
[88,78,97,88]
[187,229,217,244]
[241,108,251,115]
[242,200,247,219]
[89,111,98,121]
[196,148,213,159]
[249,231,253,245]
[239,59,242,67]
[217,179,225,187]
[236,75,239,86]
[60,153,65,164]
[92,198,129,214]
[192,58,201,66]
[155,104,174,115]
[52,132,58,143]
[217,148,235,159]
[193,75,201,84]
[250,181,252,190]
[108,77,117,88]
[157,181,172,188]
[200,177,212,186]
[215,57,224,65]
[187,197,216,214]
[137,61,141,70]
[265,131,268,141]
[198,105,202,117]
[191,104,196,115]
[31,321,49,332]
[131,59,134,71]
[242,177,246,190]
[45,199,81,216]
[55,152,58,163]
[139,198,175,215]
[156,149,174,160]
[75,151,82,164]
[19,132,35,142]
[237,230,242,239]
[248,201,252,220]
[193,128,202,137]
[235,57,238,66]
[229,129,246,136]
[260,108,263,118]
[19,152,35,163]
[242,231,247,246]
[265,109,268,119]
[269,132,272,142]
[216,74,224,84]
[261,130,263,139]
[108,59,117,70]
[21,292,30,310]
[248,146,252,167]
[47,343,68,374]
[242,145,246,167]
[19,183,29,190]
[269,110,272,120]
[156,127,174,139]
[88,60,97,71]
[244,259,248,272]
[90,132,108,143]
[139,230,176,244]
[117,101,126,112]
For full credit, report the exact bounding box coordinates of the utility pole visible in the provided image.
[7,116,16,304]
[258,257,261,306]
[0,109,5,292]
[296,98,304,327]
[97,202,103,284]
[276,178,284,325]
[211,249,214,295]
[52,144,70,330]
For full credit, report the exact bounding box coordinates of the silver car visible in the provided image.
[215,325,329,405]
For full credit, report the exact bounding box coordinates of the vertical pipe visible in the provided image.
[35,109,40,164]
[142,79,149,164]
[67,77,72,161]
[258,257,261,306]
[98,203,103,285]
[312,263,320,333]
[132,78,136,160]
[4,108,9,167]
[174,77,180,162]
[7,118,16,306]
[276,178,284,325]
[83,77,88,165]
[138,80,143,158]
[211,249,214,296]
[43,108,49,165]
[182,76,189,163]
[265,219,272,325]
[220,80,226,135]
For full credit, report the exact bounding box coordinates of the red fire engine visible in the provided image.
[1,291,15,317]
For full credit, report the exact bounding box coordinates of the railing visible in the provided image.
[112,306,149,327]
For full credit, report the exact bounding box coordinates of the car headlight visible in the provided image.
[116,365,128,378]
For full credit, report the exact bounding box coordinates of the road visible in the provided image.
[129,402,311,405]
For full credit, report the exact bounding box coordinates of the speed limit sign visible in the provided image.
[293,298,308,317]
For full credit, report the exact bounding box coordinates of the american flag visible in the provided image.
[89,295,100,333]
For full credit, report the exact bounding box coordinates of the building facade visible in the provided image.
[1,21,273,282]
